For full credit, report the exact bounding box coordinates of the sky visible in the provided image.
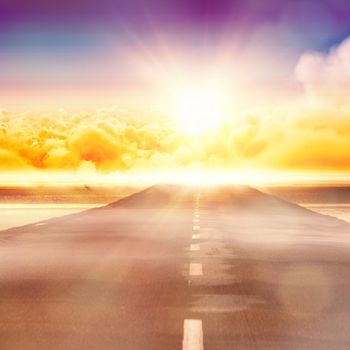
[1,0,350,183]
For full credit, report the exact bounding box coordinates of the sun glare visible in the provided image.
[170,84,229,134]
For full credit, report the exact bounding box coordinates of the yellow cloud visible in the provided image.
[1,104,350,174]
[1,35,350,177]
[0,148,31,170]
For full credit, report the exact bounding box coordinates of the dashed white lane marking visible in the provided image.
[190,263,203,276]
[194,214,200,218]
[193,225,200,230]
[192,234,200,239]
[190,243,200,251]
[193,218,200,223]
[182,319,203,350]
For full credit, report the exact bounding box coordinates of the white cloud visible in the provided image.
[295,36,350,102]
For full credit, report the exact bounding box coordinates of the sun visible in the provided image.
[169,84,229,135]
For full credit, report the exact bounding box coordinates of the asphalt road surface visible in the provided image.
[1,184,350,349]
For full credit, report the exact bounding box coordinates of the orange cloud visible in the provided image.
[0,148,31,169]
[1,105,350,174]
[1,37,350,176]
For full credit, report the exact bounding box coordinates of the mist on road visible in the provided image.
[1,184,350,349]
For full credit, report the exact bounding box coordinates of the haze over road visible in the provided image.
[1,185,350,349]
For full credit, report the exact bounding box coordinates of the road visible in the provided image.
[1,184,350,349]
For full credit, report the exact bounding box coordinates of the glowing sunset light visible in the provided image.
[170,83,230,134]
[0,0,350,184]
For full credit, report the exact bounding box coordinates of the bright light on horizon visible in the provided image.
[1,169,350,188]
[169,83,230,134]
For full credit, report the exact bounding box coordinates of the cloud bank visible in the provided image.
[1,36,350,176]
[0,104,349,175]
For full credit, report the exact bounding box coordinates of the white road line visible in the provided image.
[193,218,199,223]
[190,243,200,251]
[183,319,203,350]
[192,234,200,239]
[193,225,200,230]
[190,263,203,276]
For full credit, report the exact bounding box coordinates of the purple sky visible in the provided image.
[1,0,349,47]
[0,0,350,110]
